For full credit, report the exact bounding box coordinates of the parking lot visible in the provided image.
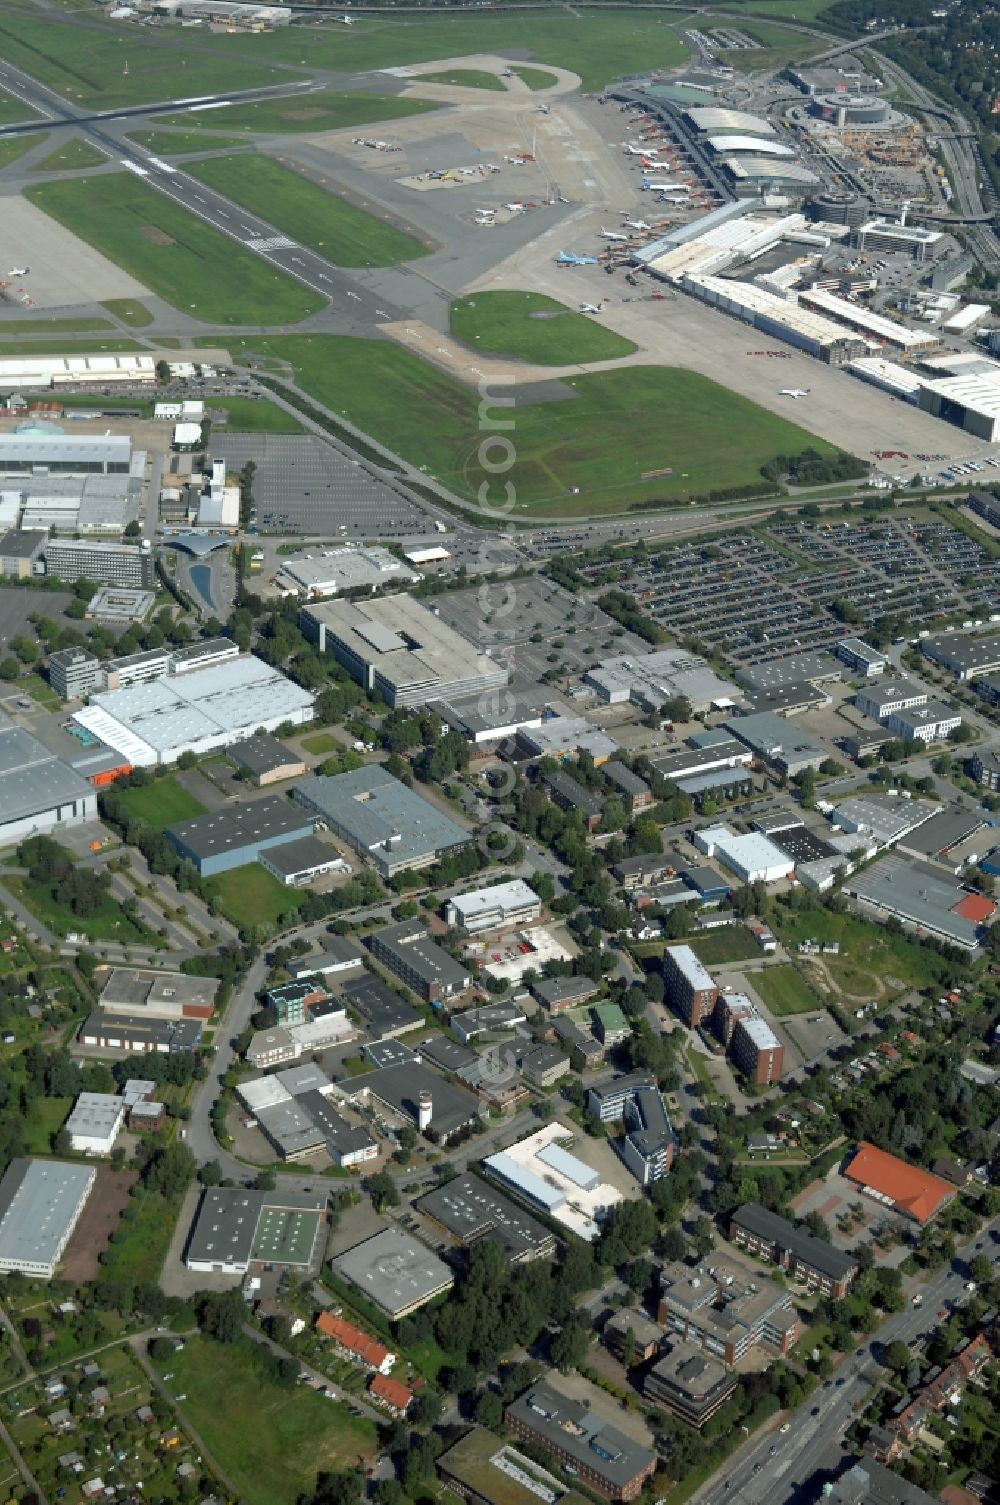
[212,433,431,537]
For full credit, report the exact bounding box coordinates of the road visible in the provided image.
[693,1216,1000,1505]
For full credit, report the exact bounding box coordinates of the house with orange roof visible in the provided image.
[315,1312,396,1374]
[368,1373,414,1417]
[844,1142,956,1224]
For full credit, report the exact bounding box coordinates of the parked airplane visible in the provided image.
[624,219,652,232]
[6,267,28,277]
[779,388,810,398]
[642,178,687,191]
[600,227,629,241]
[579,303,603,314]
[339,12,354,21]
[624,144,649,155]
[556,251,598,266]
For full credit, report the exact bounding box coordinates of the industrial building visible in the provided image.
[416,1172,557,1264]
[166,796,316,877]
[185,1186,327,1275]
[798,289,939,355]
[921,631,1000,682]
[845,856,987,950]
[0,433,132,474]
[366,920,470,1004]
[663,945,719,1028]
[96,968,218,1021]
[259,835,347,886]
[331,1227,454,1319]
[431,692,543,747]
[445,879,541,933]
[657,1258,798,1363]
[0,1159,96,1279]
[227,734,306,787]
[302,596,506,709]
[844,1141,956,1223]
[0,710,98,849]
[0,354,156,389]
[693,823,795,885]
[483,1124,623,1243]
[78,1011,204,1055]
[837,639,887,677]
[643,1344,737,1430]
[275,545,418,598]
[520,717,618,764]
[729,1202,858,1297]
[584,648,739,713]
[653,737,753,784]
[916,368,1000,441]
[293,766,470,878]
[44,539,154,589]
[336,1058,479,1143]
[65,1093,126,1156]
[505,1379,657,1503]
[437,1430,592,1505]
[683,275,866,363]
[342,974,422,1039]
[72,654,314,767]
[724,711,828,776]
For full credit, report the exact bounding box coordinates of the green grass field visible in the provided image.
[187,155,429,267]
[126,129,245,156]
[708,0,836,16]
[420,68,504,89]
[31,137,107,172]
[752,964,823,1016]
[159,1338,378,1505]
[0,316,113,333]
[717,19,817,67]
[510,65,559,90]
[689,927,762,966]
[5,873,156,944]
[204,864,306,931]
[25,174,325,324]
[300,732,341,755]
[227,11,692,94]
[155,90,438,135]
[450,292,637,366]
[117,775,206,831]
[0,336,146,355]
[101,298,153,327]
[0,86,40,126]
[18,673,61,710]
[23,1096,71,1155]
[217,333,836,514]
[216,394,304,433]
[101,1186,177,1285]
[0,7,285,108]
[774,906,954,999]
[0,136,42,169]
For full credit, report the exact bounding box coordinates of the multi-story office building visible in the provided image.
[505,1381,658,1502]
[48,648,104,700]
[643,1343,738,1430]
[971,749,1000,791]
[855,682,927,722]
[886,701,962,744]
[44,539,155,589]
[657,1258,799,1364]
[587,1073,679,1187]
[366,920,471,1004]
[663,945,719,1027]
[445,880,541,933]
[729,1202,858,1298]
[837,639,887,677]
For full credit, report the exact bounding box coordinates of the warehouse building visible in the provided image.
[431,693,544,748]
[227,733,306,787]
[65,1093,125,1156]
[738,653,840,692]
[44,538,154,589]
[917,369,1000,441]
[693,823,795,885]
[259,835,347,887]
[584,647,739,713]
[302,596,506,709]
[341,974,422,1039]
[0,433,132,474]
[653,737,752,784]
[723,711,828,776]
[0,1159,96,1279]
[0,355,155,390]
[97,968,217,1021]
[658,1258,798,1363]
[293,766,470,878]
[505,1380,657,1503]
[663,945,719,1028]
[78,1011,203,1054]
[166,796,316,876]
[729,1202,858,1297]
[0,710,97,849]
[445,879,541,934]
[275,545,418,599]
[416,1172,557,1263]
[520,718,618,764]
[366,920,471,1004]
[798,289,938,355]
[72,654,314,767]
[682,274,866,362]
[18,474,140,536]
[845,856,986,949]
[921,631,1000,682]
[185,1186,327,1275]
[331,1228,454,1319]
[643,1344,737,1430]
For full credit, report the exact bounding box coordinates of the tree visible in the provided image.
[124,520,141,538]
[550,1319,590,1372]
[884,1340,910,1376]
[969,1254,992,1285]
[366,1171,399,1211]
[198,1288,245,1344]
[475,1389,504,1431]
[148,1336,174,1363]
[409,1390,443,1427]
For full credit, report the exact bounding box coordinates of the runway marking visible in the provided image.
[245,234,296,251]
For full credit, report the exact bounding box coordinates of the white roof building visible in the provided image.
[483,1124,623,1242]
[65,1094,125,1156]
[706,135,796,156]
[445,880,541,933]
[275,546,419,599]
[585,647,739,712]
[693,825,795,885]
[798,289,938,352]
[685,106,776,135]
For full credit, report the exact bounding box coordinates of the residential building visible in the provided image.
[166,796,316,876]
[315,1312,395,1373]
[185,1186,327,1275]
[48,648,103,700]
[0,1160,96,1279]
[826,1459,943,1505]
[368,1374,413,1417]
[886,701,962,744]
[301,596,506,709]
[416,1172,557,1263]
[663,945,719,1028]
[293,767,470,878]
[729,1010,785,1085]
[837,638,887,677]
[65,1093,126,1156]
[0,709,98,849]
[366,920,471,1004]
[643,1343,738,1430]
[613,854,677,892]
[543,769,604,830]
[604,762,654,812]
[592,1002,629,1047]
[227,734,306,787]
[445,880,541,933]
[729,1202,858,1297]
[331,1228,454,1320]
[436,1429,592,1505]
[892,1333,991,1440]
[855,682,928,721]
[844,1141,956,1223]
[532,975,600,1013]
[44,539,155,589]
[505,1379,658,1502]
[657,1257,799,1363]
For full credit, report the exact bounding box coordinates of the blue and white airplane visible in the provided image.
[555,250,598,266]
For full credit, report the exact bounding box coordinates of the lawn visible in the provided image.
[186,154,429,267]
[420,68,505,89]
[126,129,245,156]
[203,863,307,931]
[100,1186,178,1285]
[0,316,113,333]
[718,19,817,67]
[218,334,838,515]
[0,6,285,109]
[18,674,61,710]
[300,732,341,755]
[689,927,762,966]
[117,775,206,831]
[709,0,836,16]
[102,298,153,327]
[154,89,439,135]
[23,1096,71,1155]
[214,394,304,433]
[449,292,637,366]
[228,11,692,94]
[159,1336,379,1505]
[5,874,157,944]
[0,337,147,356]
[752,963,823,1016]
[0,136,42,170]
[774,905,954,998]
[31,137,106,172]
[0,86,40,125]
[25,174,325,324]
[510,65,559,90]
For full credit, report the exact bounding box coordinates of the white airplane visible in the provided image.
[6,267,28,277]
[579,303,603,314]
[779,388,810,398]
[624,219,651,232]
[339,12,354,21]
[600,227,629,241]
[642,178,686,191]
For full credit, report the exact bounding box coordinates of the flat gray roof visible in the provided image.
[737,652,840,691]
[416,1172,555,1259]
[370,920,470,990]
[342,974,421,1036]
[331,1227,453,1317]
[0,710,95,831]
[167,794,313,861]
[186,1186,326,1268]
[506,1380,656,1489]
[294,766,469,870]
[305,595,505,695]
[227,733,301,777]
[353,1061,478,1138]
[0,1159,95,1272]
[260,834,341,877]
[847,856,982,948]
